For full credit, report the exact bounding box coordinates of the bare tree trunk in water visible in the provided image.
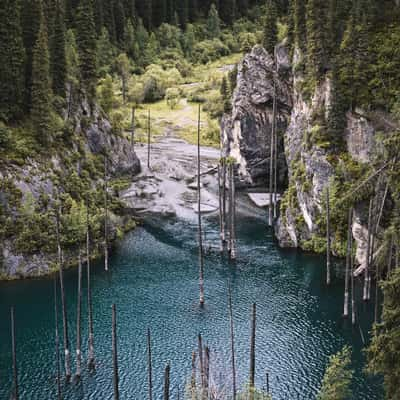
[204,347,210,400]
[269,83,276,227]
[230,163,237,260]
[147,110,151,169]
[228,285,237,400]
[86,206,95,370]
[104,156,109,272]
[351,235,356,326]
[147,328,153,400]
[198,334,205,398]
[218,165,224,252]
[131,107,135,147]
[197,105,205,307]
[326,189,331,286]
[364,199,373,301]
[112,304,119,400]
[191,352,197,400]
[249,303,256,400]
[11,307,18,400]
[344,209,352,318]
[163,364,170,400]
[222,160,227,246]
[56,205,71,381]
[54,278,62,400]
[75,250,82,379]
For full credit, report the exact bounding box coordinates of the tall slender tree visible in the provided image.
[262,1,278,55]
[0,0,26,122]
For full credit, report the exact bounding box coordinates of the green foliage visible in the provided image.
[317,346,354,400]
[0,0,25,122]
[165,87,181,109]
[98,75,115,115]
[31,12,53,144]
[262,0,278,55]
[76,0,97,99]
[206,4,221,39]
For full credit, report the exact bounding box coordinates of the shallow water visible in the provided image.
[0,212,382,399]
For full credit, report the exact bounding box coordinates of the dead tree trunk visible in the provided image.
[344,209,352,318]
[218,165,224,253]
[197,105,205,307]
[273,104,278,220]
[326,188,332,286]
[228,285,237,400]
[147,110,151,169]
[11,307,18,400]
[104,156,109,272]
[198,334,205,397]
[269,81,276,227]
[56,205,71,381]
[54,278,62,400]
[191,352,197,400]
[163,364,170,400]
[222,160,227,245]
[351,236,356,326]
[75,249,82,379]
[364,199,373,301]
[131,107,136,147]
[204,347,210,400]
[229,163,237,260]
[86,206,95,371]
[112,304,119,400]
[147,328,153,400]
[249,303,256,400]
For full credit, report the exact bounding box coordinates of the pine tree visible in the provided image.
[51,1,67,98]
[294,0,307,53]
[262,1,278,55]
[114,0,126,44]
[76,0,97,99]
[21,0,43,111]
[0,0,26,122]
[124,19,137,60]
[31,12,53,143]
[97,28,116,77]
[367,267,400,400]
[306,0,328,80]
[220,76,231,112]
[317,346,354,400]
[93,0,104,35]
[206,4,221,39]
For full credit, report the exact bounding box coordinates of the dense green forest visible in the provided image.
[1,0,400,399]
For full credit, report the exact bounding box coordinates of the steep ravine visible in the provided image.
[222,45,387,269]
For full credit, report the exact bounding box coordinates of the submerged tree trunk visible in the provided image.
[249,303,256,400]
[56,205,71,381]
[204,347,210,400]
[112,304,119,400]
[147,328,153,400]
[54,278,62,400]
[104,156,109,272]
[344,209,352,318]
[86,206,95,371]
[197,105,205,307]
[364,199,373,301]
[326,188,331,286]
[229,163,237,260]
[191,352,197,400]
[228,285,237,400]
[198,333,205,397]
[163,364,170,400]
[75,249,82,379]
[11,306,18,400]
[222,160,227,246]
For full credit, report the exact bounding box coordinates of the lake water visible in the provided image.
[0,210,382,399]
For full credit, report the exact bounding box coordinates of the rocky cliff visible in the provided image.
[222,45,389,268]
[0,98,141,279]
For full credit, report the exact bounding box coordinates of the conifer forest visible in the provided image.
[0,0,400,399]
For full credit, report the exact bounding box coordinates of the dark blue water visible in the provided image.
[0,213,382,399]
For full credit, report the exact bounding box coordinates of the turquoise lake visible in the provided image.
[0,211,382,399]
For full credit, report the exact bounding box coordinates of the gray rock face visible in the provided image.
[0,100,141,280]
[221,45,292,187]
